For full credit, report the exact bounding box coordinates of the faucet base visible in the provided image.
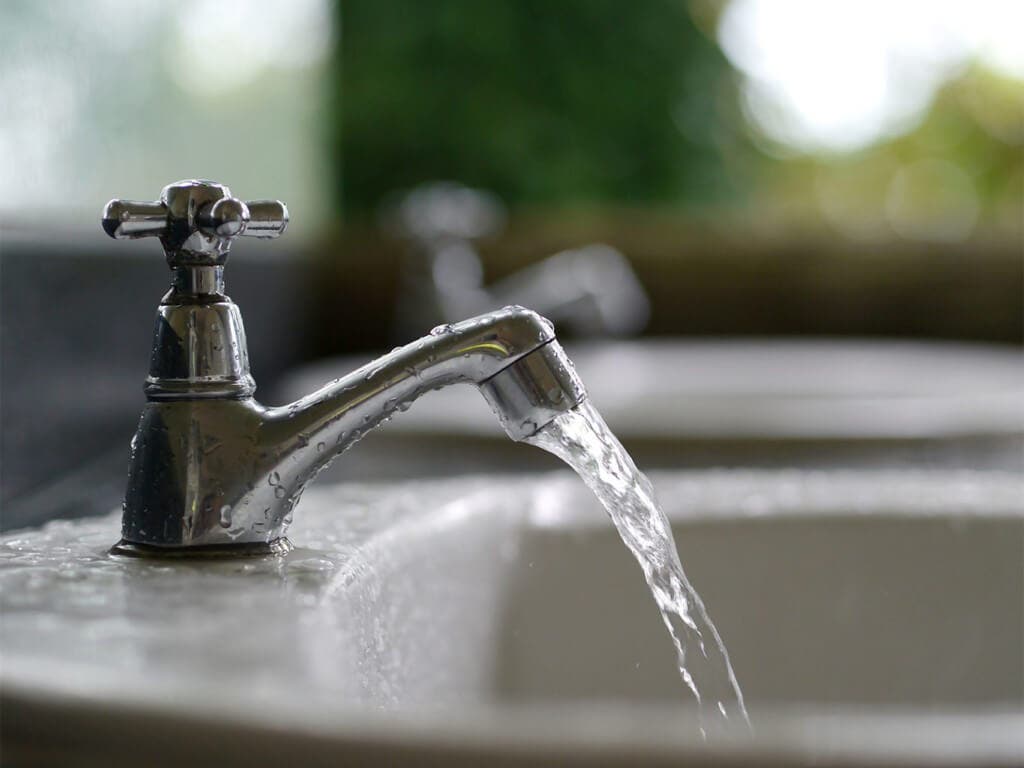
[109,538,293,559]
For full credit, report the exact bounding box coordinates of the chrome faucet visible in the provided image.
[386,181,650,341]
[102,180,586,557]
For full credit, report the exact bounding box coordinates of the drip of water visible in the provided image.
[524,400,749,736]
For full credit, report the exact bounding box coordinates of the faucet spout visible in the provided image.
[261,304,585,492]
[117,306,585,556]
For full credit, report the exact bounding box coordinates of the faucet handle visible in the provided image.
[102,179,288,267]
[101,200,169,240]
[196,198,290,240]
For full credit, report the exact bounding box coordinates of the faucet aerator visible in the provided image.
[481,341,586,441]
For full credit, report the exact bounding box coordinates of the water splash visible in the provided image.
[524,400,749,736]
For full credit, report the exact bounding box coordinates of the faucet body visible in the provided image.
[104,180,585,556]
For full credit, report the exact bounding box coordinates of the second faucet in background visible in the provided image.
[384,181,650,341]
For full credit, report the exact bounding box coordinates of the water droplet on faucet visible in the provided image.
[430,323,454,336]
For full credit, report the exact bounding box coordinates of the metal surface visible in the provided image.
[109,538,293,558]
[102,179,288,262]
[104,180,586,553]
[388,181,650,339]
[481,341,586,441]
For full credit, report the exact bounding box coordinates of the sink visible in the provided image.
[3,470,1022,765]
[281,339,1024,473]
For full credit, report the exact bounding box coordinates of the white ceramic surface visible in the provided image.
[3,470,1022,766]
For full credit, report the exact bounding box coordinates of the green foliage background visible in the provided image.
[334,0,735,213]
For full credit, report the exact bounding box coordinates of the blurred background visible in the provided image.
[2,0,1022,530]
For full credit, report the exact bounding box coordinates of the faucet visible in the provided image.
[102,180,586,557]
[386,181,650,341]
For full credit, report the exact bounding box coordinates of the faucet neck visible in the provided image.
[166,265,226,302]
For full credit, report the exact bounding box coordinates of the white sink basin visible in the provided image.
[501,473,1023,708]
[3,470,1022,766]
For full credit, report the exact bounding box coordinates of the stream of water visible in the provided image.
[524,400,749,737]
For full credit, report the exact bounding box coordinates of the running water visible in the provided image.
[524,400,749,737]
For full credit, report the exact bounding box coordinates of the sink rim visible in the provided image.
[3,678,1022,767]
[525,468,1024,530]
